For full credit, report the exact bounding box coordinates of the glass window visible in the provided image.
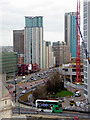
[84,72,87,78]
[84,6,87,12]
[84,12,87,18]
[72,69,76,72]
[84,25,87,30]
[84,90,88,95]
[84,84,87,89]
[84,31,87,36]
[5,101,7,104]
[84,19,87,24]
[84,78,87,83]
[84,66,87,72]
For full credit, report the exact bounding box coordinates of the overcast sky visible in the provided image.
[0,0,83,46]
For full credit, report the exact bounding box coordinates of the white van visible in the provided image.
[21,90,26,94]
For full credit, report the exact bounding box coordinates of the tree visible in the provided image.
[32,86,47,103]
[46,71,64,94]
[32,71,64,101]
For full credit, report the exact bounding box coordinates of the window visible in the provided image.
[84,67,87,72]
[84,31,87,36]
[84,25,87,30]
[72,69,76,72]
[84,19,87,24]
[84,84,87,89]
[84,90,88,95]
[81,69,83,72]
[84,60,87,66]
[84,78,87,83]
[84,72,87,78]
[84,13,87,18]
[65,69,68,72]
[5,101,7,104]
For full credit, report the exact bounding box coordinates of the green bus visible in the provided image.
[36,99,63,113]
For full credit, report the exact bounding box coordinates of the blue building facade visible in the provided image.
[70,15,76,58]
[65,12,76,58]
[25,16,43,27]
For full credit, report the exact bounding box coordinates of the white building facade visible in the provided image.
[83,0,90,103]
[24,16,43,70]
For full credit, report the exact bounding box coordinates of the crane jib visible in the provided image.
[76,18,90,63]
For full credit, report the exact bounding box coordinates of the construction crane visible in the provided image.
[76,18,90,64]
[76,0,81,84]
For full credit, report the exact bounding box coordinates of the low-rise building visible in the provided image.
[60,63,84,83]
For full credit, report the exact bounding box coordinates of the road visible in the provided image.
[12,106,90,119]
[6,69,90,118]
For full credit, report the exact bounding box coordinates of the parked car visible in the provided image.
[75,91,81,97]
[69,99,76,106]
[21,90,26,94]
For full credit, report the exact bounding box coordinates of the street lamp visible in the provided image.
[14,78,20,114]
[14,79,17,103]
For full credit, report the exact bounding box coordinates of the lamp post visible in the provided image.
[14,79,17,103]
[14,78,20,114]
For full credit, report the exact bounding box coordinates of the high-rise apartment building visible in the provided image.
[65,12,77,58]
[52,41,71,66]
[83,0,90,103]
[46,41,55,69]
[13,30,24,54]
[24,16,43,70]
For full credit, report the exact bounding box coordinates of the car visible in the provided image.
[75,91,81,97]
[33,78,37,81]
[19,86,23,89]
[21,90,26,94]
[69,99,76,106]
[75,101,81,107]
[22,76,25,79]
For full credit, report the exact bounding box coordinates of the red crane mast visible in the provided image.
[76,0,81,83]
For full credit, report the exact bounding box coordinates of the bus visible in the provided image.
[36,99,63,113]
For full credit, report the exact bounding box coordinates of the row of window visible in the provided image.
[63,69,83,72]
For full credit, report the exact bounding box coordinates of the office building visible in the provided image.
[83,0,90,103]
[13,30,24,54]
[52,41,71,66]
[65,12,77,58]
[24,16,43,70]
[0,52,18,79]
